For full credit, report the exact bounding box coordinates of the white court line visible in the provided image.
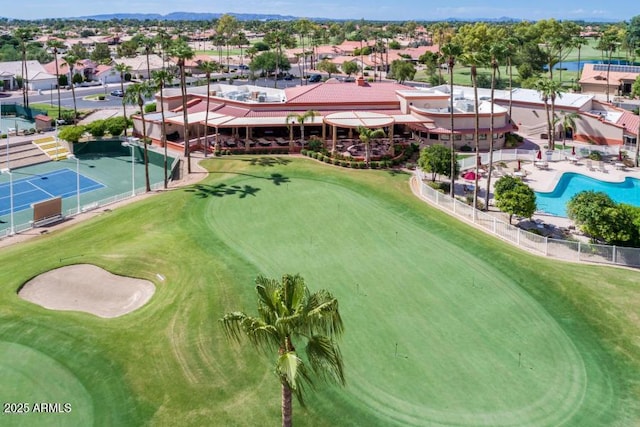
[25,180,56,198]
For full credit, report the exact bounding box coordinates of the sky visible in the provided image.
[8,0,636,22]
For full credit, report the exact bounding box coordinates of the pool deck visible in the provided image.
[453,139,640,235]
[513,157,640,194]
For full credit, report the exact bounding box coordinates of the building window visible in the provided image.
[441,134,450,141]
[429,133,438,140]
[479,134,487,140]
[464,134,473,140]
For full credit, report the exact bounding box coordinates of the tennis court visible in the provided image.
[0,140,177,234]
[0,169,104,215]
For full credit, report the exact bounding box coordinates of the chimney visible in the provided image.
[356,75,366,87]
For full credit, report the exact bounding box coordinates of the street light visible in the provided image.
[1,168,14,235]
[121,140,135,197]
[67,154,80,214]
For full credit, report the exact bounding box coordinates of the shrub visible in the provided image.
[86,120,107,138]
[358,161,366,169]
[307,137,323,152]
[349,161,357,168]
[370,161,378,169]
[144,103,156,114]
[104,116,127,136]
[331,157,339,165]
[58,125,87,143]
[460,145,473,152]
[340,160,348,167]
[588,151,603,161]
[323,156,331,163]
[97,94,105,101]
[300,149,308,156]
[427,181,450,193]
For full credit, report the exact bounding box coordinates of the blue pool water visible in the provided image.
[535,172,640,217]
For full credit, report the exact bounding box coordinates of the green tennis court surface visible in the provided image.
[0,169,104,215]
[0,146,171,232]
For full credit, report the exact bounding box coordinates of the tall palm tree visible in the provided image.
[460,51,486,210]
[220,274,345,427]
[114,62,132,136]
[151,69,173,188]
[170,40,195,173]
[573,36,589,82]
[61,53,82,124]
[140,37,156,80]
[15,28,33,107]
[285,110,318,150]
[484,42,507,209]
[534,77,563,150]
[199,61,218,157]
[154,29,172,71]
[440,42,462,197]
[597,28,621,102]
[356,125,386,166]
[47,39,65,120]
[231,32,250,77]
[124,81,156,192]
[295,19,313,82]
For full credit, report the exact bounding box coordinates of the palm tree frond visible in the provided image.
[305,335,345,386]
[219,311,249,342]
[277,351,302,389]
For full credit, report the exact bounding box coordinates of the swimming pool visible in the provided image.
[535,172,640,217]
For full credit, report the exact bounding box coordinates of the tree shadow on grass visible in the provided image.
[241,157,292,167]
[185,183,261,199]
[208,171,291,187]
[386,168,411,177]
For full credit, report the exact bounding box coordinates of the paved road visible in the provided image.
[2,74,324,113]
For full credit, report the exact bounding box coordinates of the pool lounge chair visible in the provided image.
[586,159,594,171]
[598,161,608,173]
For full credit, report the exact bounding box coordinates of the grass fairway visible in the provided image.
[0,156,638,426]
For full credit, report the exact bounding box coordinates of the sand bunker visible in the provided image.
[19,264,155,318]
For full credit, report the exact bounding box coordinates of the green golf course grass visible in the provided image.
[0,156,638,426]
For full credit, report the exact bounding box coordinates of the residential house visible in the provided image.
[579,63,640,98]
[0,60,57,91]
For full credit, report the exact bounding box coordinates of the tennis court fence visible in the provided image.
[414,169,640,269]
[1,179,172,239]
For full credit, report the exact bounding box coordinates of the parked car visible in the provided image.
[308,74,322,83]
[110,89,124,97]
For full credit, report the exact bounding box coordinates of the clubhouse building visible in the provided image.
[133,77,639,154]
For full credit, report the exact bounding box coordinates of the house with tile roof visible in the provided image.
[114,54,169,80]
[0,60,57,91]
[579,63,640,98]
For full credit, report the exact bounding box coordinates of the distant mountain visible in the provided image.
[76,12,298,21]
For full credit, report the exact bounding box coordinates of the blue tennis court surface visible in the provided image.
[0,168,104,215]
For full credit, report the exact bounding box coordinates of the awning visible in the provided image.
[324,111,394,128]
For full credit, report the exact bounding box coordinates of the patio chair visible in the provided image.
[586,159,594,171]
[598,161,608,173]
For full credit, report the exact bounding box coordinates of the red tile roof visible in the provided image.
[214,105,250,117]
[285,81,412,106]
[579,63,640,85]
[617,110,640,135]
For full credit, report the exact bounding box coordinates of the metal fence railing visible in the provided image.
[414,168,640,269]
[459,145,630,170]
[1,155,180,241]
